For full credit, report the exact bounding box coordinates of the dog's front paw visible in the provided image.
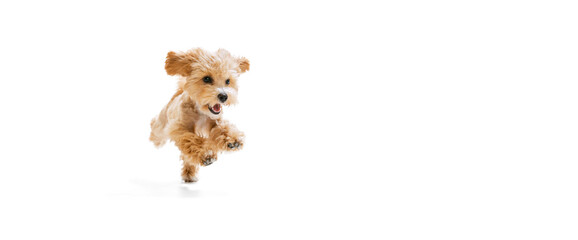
[201,150,217,166]
[202,157,216,166]
[225,137,244,151]
[227,141,241,149]
[211,127,244,151]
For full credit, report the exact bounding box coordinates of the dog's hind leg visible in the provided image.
[180,155,199,183]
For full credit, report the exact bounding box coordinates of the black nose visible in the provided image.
[218,93,228,103]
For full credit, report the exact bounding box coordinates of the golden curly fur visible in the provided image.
[149,48,250,182]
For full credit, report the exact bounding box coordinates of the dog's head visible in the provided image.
[165,48,250,119]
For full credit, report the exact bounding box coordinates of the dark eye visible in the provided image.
[225,79,230,85]
[202,76,212,84]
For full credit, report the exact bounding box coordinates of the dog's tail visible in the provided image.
[150,88,184,148]
[149,116,167,148]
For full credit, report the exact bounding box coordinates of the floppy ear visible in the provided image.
[238,57,250,73]
[165,51,193,76]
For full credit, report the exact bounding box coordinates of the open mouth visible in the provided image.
[208,104,221,115]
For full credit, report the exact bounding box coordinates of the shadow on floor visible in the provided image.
[125,179,203,198]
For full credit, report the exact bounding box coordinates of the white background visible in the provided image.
[1,0,577,239]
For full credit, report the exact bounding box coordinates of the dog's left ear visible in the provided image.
[165,51,193,76]
[237,57,250,73]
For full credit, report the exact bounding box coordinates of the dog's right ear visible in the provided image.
[165,51,193,76]
[237,57,250,73]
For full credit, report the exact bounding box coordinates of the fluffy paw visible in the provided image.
[227,141,242,150]
[181,161,199,183]
[183,176,198,183]
[201,150,217,166]
[202,157,216,166]
[225,137,244,151]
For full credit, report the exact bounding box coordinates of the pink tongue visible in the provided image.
[213,104,221,112]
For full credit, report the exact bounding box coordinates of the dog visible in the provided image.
[149,48,250,182]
